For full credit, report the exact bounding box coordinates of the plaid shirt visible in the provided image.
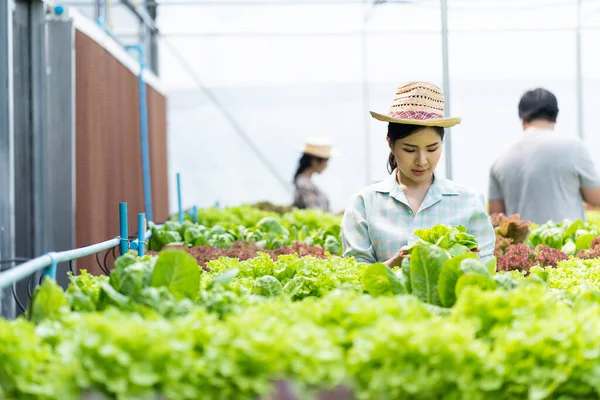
[341,170,496,264]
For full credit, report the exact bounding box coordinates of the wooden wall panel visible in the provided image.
[75,30,168,274]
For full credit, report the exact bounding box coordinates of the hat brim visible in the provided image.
[369,111,462,128]
[301,148,340,159]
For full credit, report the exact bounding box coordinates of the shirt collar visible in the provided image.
[375,169,458,194]
[374,169,459,212]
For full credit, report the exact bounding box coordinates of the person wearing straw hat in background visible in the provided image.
[292,136,337,212]
[341,81,496,266]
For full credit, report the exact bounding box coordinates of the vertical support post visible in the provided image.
[104,0,109,26]
[32,2,48,259]
[361,0,371,186]
[177,172,183,223]
[0,0,16,319]
[13,0,52,303]
[137,213,145,257]
[139,65,153,222]
[41,253,57,281]
[127,45,153,223]
[46,9,76,289]
[119,202,129,255]
[146,0,159,75]
[192,205,198,224]
[576,0,584,139]
[440,0,453,179]
[94,0,102,20]
[13,1,32,262]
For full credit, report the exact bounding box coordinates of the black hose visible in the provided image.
[12,282,26,312]
[96,251,109,275]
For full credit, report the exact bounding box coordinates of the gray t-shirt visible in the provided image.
[489,130,600,225]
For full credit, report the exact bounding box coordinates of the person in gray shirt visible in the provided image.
[488,88,600,225]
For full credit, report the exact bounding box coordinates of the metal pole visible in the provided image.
[576,0,584,139]
[119,202,129,255]
[177,173,184,223]
[0,238,121,291]
[440,0,452,179]
[1,0,16,319]
[94,0,101,20]
[137,213,145,257]
[362,0,371,184]
[31,1,49,259]
[120,0,158,32]
[13,0,52,300]
[138,63,154,223]
[13,1,32,263]
[46,10,77,288]
[146,0,159,75]
[12,0,34,313]
[127,45,154,223]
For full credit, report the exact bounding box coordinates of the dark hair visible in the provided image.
[294,153,327,182]
[518,88,559,123]
[387,123,445,174]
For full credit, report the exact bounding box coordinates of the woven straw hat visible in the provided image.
[370,81,462,128]
[301,136,339,159]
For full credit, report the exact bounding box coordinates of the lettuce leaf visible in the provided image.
[409,244,450,306]
[361,263,405,296]
[150,249,201,300]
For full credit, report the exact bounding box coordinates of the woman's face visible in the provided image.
[312,158,329,173]
[388,127,443,185]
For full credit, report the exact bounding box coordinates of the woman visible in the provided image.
[293,136,336,212]
[341,81,495,266]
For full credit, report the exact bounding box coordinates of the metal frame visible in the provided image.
[360,0,454,181]
[45,15,77,288]
[126,44,154,222]
[51,0,589,183]
[177,173,184,223]
[576,0,584,139]
[146,0,159,75]
[13,0,49,313]
[120,0,157,32]
[0,202,130,292]
[1,177,179,314]
[90,0,159,74]
[0,237,121,291]
[440,0,452,179]
[31,2,49,258]
[1,0,16,319]
[13,2,35,262]
[361,0,371,186]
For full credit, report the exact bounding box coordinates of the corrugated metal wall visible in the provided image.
[75,30,168,275]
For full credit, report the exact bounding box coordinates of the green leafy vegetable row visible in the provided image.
[151,213,342,255]
[9,221,600,399]
[528,219,599,256]
[9,280,600,399]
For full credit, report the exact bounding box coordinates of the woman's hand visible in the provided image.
[384,246,410,268]
[384,245,479,268]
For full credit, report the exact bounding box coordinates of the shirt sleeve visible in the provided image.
[341,194,377,264]
[468,193,496,264]
[488,167,503,201]
[574,141,600,189]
